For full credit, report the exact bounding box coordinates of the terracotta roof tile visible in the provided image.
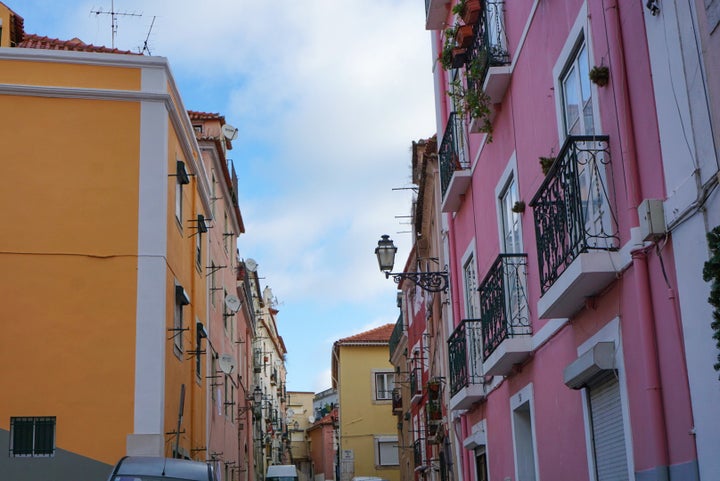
[18,33,140,55]
[188,111,225,122]
[338,324,394,344]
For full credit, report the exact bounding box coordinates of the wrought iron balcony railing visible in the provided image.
[530,135,618,294]
[392,389,403,414]
[439,112,468,199]
[389,314,404,358]
[466,0,510,94]
[413,439,423,468]
[479,254,530,359]
[447,319,483,397]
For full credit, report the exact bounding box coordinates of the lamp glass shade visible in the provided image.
[253,386,263,404]
[375,235,397,272]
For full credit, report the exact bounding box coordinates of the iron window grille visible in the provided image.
[9,417,56,457]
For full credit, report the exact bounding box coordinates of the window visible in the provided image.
[463,254,479,318]
[195,230,202,270]
[499,177,522,254]
[374,371,395,400]
[587,372,629,481]
[174,285,190,356]
[375,436,399,466]
[475,447,489,481]
[511,385,538,481]
[211,171,216,218]
[562,41,594,136]
[10,417,55,457]
[210,261,216,307]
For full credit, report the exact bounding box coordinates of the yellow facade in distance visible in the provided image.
[0,21,212,479]
[334,328,399,481]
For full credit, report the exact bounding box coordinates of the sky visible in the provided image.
[18,0,437,392]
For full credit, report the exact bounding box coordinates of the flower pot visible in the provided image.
[455,24,474,48]
[452,47,468,68]
[462,0,482,25]
[589,66,610,87]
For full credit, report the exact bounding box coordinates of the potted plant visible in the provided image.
[511,201,525,213]
[452,0,482,26]
[427,399,442,420]
[439,25,458,70]
[589,65,610,86]
[539,156,556,175]
[455,24,474,48]
[427,379,441,400]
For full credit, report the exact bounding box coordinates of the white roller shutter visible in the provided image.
[589,372,629,481]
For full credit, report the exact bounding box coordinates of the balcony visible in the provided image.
[439,112,471,213]
[530,136,620,319]
[413,439,423,471]
[410,368,422,404]
[392,389,403,415]
[425,0,451,30]
[466,0,510,132]
[447,319,485,410]
[480,254,532,376]
[389,314,405,360]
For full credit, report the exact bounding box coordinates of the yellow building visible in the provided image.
[332,325,399,481]
[0,3,212,478]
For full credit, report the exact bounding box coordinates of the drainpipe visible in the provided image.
[604,0,669,473]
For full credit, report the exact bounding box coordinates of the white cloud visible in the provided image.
[23,0,434,391]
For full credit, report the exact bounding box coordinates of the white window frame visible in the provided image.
[576,318,634,481]
[494,153,522,255]
[510,383,539,481]
[461,242,480,319]
[372,369,395,401]
[374,435,399,467]
[553,3,600,141]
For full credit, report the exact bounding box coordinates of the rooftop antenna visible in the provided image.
[90,0,142,49]
[140,15,156,55]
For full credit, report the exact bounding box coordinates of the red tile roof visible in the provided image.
[337,324,394,344]
[188,111,225,122]
[18,33,141,55]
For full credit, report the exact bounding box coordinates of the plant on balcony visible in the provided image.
[539,156,556,175]
[440,24,469,70]
[456,24,475,48]
[511,201,525,213]
[427,379,441,400]
[702,225,720,378]
[427,399,443,421]
[452,0,482,25]
[589,65,610,87]
[448,54,494,141]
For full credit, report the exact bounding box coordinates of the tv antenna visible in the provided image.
[90,1,142,49]
[140,15,156,55]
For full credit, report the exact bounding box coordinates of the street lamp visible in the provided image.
[374,235,449,293]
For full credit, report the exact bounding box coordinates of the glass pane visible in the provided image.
[563,64,580,135]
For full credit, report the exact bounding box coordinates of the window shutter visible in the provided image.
[589,373,629,481]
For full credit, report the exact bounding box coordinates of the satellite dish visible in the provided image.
[245,258,258,272]
[222,124,239,141]
[225,294,241,313]
[218,353,236,374]
[287,409,295,418]
[308,415,315,423]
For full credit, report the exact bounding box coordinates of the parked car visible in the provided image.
[107,456,216,481]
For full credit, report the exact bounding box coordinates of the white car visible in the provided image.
[107,456,217,481]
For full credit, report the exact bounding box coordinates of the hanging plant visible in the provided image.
[589,65,610,87]
[701,225,720,378]
[511,201,525,213]
[440,25,459,70]
[447,53,494,142]
[539,156,556,175]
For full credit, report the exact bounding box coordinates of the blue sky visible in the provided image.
[18,0,436,392]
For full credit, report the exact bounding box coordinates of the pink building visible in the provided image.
[307,408,338,481]
[422,1,700,480]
